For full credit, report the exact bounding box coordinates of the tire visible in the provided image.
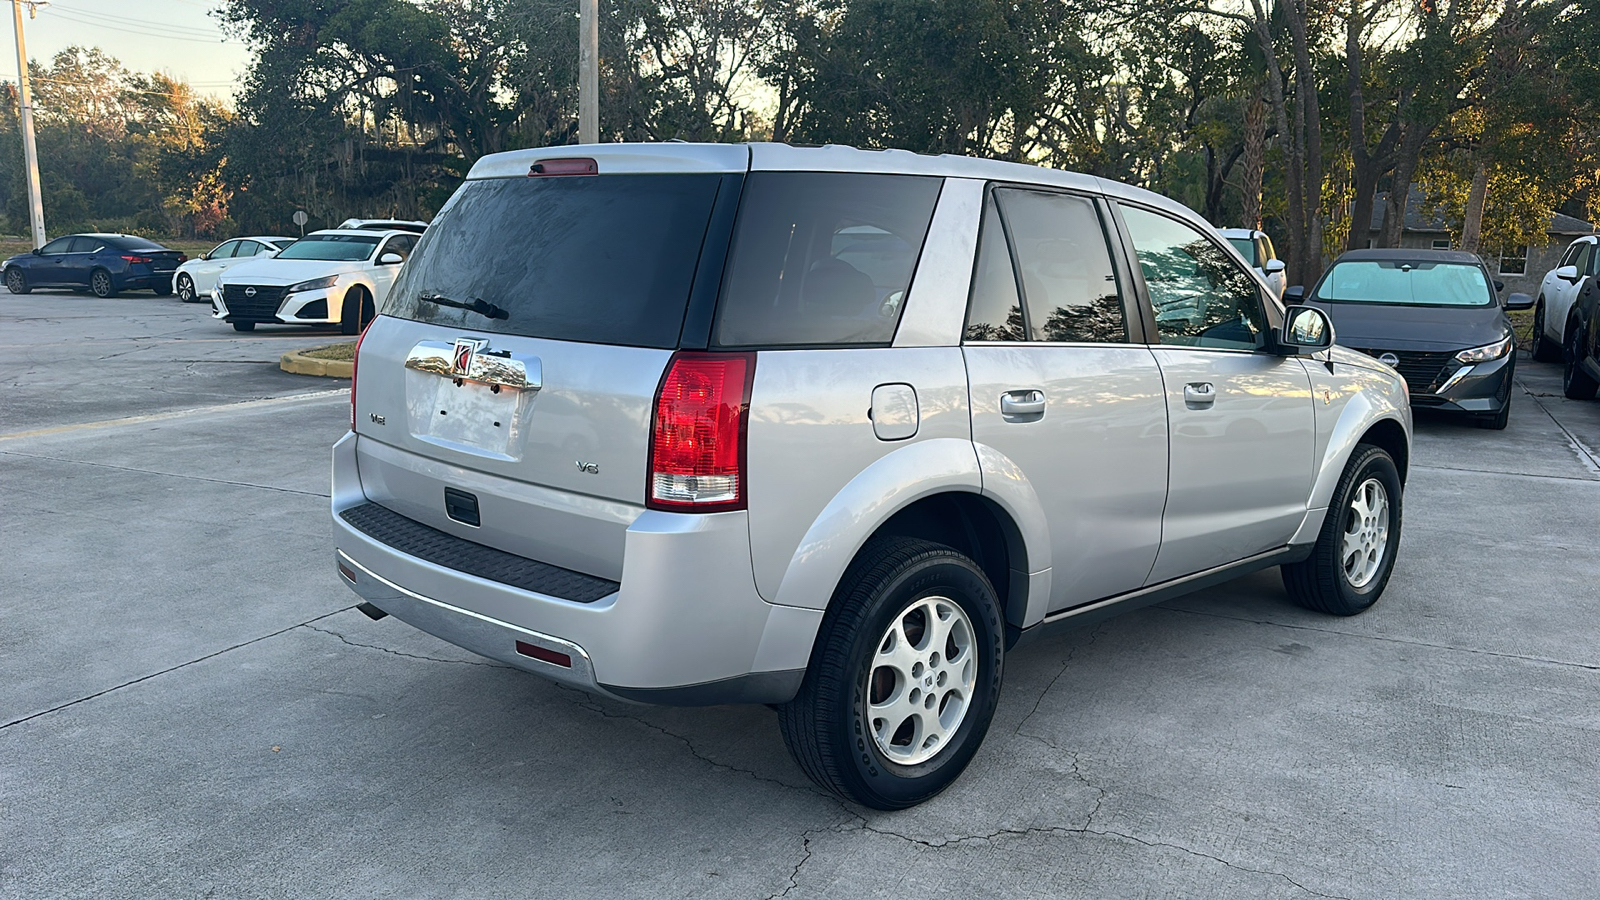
[1530,301,1560,362]
[232,321,255,333]
[152,283,172,297]
[90,268,116,298]
[777,538,1005,810]
[1281,445,1403,616]
[175,274,197,303]
[4,267,29,294]
[1563,323,1598,400]
[340,286,373,336]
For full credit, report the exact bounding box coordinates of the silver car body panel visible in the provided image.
[744,347,976,607]
[893,178,984,348]
[965,343,1169,611]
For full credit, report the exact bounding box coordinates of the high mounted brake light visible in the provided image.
[647,352,755,512]
[528,157,598,176]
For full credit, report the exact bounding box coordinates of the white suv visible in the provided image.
[1530,235,1599,362]
[212,228,420,333]
[332,143,1412,808]
[1220,227,1287,298]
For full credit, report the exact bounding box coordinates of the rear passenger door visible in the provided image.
[964,186,1169,611]
[1114,204,1314,583]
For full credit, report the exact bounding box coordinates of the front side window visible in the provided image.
[380,234,417,262]
[68,237,104,253]
[275,234,381,262]
[38,237,71,255]
[209,240,239,259]
[1575,242,1597,276]
[1314,260,1494,307]
[1121,205,1267,350]
[1558,242,1581,269]
[1226,237,1257,266]
[713,172,941,347]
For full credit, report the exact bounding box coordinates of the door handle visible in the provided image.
[1183,382,1216,409]
[1000,390,1046,417]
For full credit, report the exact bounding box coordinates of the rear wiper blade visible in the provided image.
[417,291,509,320]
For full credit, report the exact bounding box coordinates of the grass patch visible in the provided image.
[300,342,357,361]
[1508,308,1535,345]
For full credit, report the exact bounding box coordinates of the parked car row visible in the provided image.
[2,234,187,297]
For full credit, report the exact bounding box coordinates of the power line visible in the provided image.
[44,8,233,44]
[49,0,229,39]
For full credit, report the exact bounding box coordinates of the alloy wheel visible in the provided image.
[865,594,977,766]
[177,275,194,302]
[1341,477,1390,589]
[91,271,113,297]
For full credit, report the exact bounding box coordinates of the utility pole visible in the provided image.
[9,0,44,248]
[578,0,597,144]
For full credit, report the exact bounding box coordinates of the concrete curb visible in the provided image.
[280,344,355,379]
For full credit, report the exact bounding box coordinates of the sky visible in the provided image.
[4,0,252,99]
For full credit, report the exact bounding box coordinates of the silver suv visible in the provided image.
[332,143,1412,809]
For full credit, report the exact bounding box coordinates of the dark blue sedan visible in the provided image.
[3,233,188,298]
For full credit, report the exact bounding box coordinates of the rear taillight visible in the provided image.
[120,255,152,264]
[349,322,371,431]
[177,254,188,263]
[647,352,755,512]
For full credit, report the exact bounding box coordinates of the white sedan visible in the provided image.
[172,236,296,303]
[1530,235,1599,362]
[212,229,419,334]
[1220,227,1287,299]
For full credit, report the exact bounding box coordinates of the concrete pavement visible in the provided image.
[2,319,1597,898]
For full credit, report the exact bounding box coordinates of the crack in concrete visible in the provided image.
[1411,462,1600,483]
[857,820,1351,899]
[0,607,355,731]
[1163,606,1600,672]
[1012,624,1103,738]
[301,623,510,668]
[0,450,330,498]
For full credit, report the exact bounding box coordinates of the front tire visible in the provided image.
[1477,401,1510,430]
[5,267,29,294]
[778,538,1004,810]
[90,268,116,298]
[1530,301,1560,362]
[1282,445,1403,616]
[339,286,374,336]
[1563,324,1598,401]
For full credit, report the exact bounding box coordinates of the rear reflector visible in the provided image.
[528,157,598,176]
[647,352,754,512]
[515,641,573,668]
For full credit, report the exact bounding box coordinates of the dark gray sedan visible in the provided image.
[1289,249,1533,430]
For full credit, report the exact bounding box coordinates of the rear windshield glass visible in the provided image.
[278,234,381,262]
[384,174,722,348]
[1315,260,1493,307]
[713,172,943,347]
[113,236,165,251]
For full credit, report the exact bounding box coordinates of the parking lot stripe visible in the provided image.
[0,389,347,441]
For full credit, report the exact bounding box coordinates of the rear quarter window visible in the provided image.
[713,172,943,348]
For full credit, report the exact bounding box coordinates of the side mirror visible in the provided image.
[378,252,404,265]
[1276,305,1334,355]
[1504,291,1535,311]
[31,247,41,255]
[1263,258,1286,274]
[1283,285,1306,303]
[1493,280,1505,292]
[1556,265,1580,282]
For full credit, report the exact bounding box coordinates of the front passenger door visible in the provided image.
[1117,205,1315,584]
[63,236,104,285]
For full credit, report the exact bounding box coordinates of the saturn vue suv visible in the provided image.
[332,143,1413,809]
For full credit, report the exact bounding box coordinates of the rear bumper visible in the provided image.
[120,271,176,289]
[330,432,819,705]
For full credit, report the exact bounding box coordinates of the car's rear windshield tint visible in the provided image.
[384,174,723,348]
[713,172,943,347]
[1315,260,1493,307]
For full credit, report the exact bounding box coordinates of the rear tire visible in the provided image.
[1564,320,1598,401]
[1530,301,1560,362]
[1282,445,1402,616]
[232,321,255,333]
[176,274,196,303]
[90,268,116,298]
[778,538,1004,810]
[5,267,29,294]
[152,283,172,297]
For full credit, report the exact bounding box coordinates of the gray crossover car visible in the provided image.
[332,143,1412,809]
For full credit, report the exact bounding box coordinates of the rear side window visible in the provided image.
[713,172,942,347]
[385,174,723,348]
